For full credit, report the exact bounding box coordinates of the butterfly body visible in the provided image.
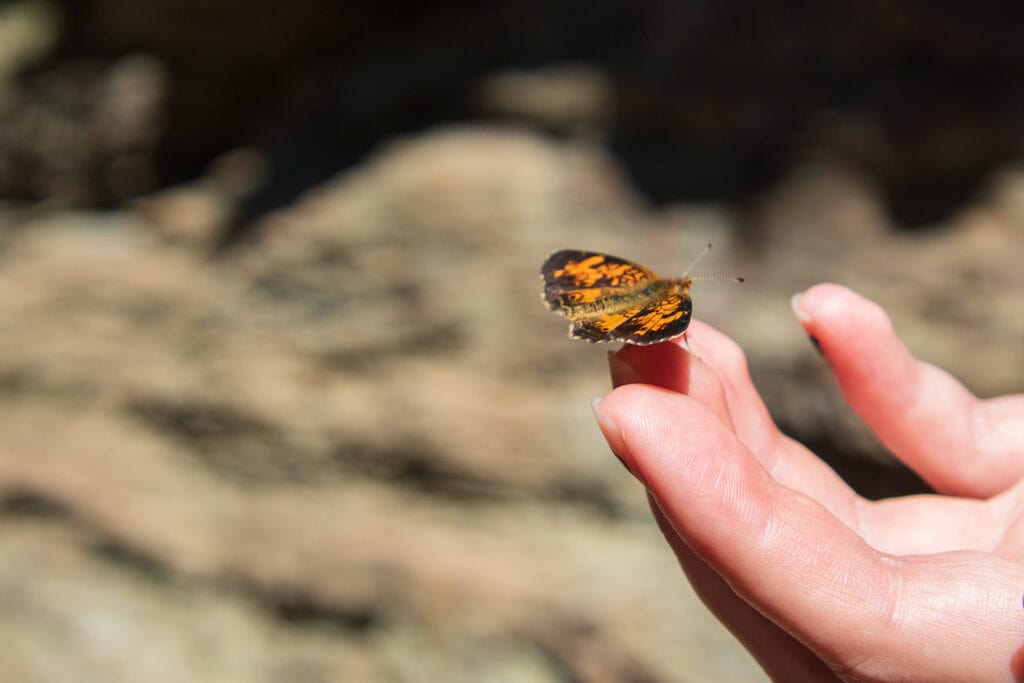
[541,249,695,345]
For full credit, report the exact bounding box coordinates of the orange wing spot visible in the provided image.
[561,288,614,305]
[553,257,654,288]
[590,306,644,332]
[631,299,687,334]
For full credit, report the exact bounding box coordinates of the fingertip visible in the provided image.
[595,382,672,435]
[598,383,701,456]
[791,284,903,369]
[790,291,809,324]
[596,382,657,425]
[609,341,692,393]
[595,384,677,485]
[793,283,850,329]
[592,394,642,481]
[795,283,892,339]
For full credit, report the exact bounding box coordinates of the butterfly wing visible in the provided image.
[608,287,692,345]
[564,301,648,342]
[541,250,657,313]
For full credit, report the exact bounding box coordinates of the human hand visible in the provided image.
[593,284,1024,681]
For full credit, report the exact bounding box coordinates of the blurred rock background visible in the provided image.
[2,1,1024,681]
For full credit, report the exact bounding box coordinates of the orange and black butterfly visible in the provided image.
[540,245,741,345]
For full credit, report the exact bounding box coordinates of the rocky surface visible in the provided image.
[3,123,1024,682]
[0,129,766,682]
[3,2,1024,682]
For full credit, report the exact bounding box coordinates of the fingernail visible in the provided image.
[591,396,642,481]
[607,350,637,387]
[790,292,825,357]
[790,291,810,324]
[807,334,824,357]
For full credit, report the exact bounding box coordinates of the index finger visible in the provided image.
[795,283,1024,498]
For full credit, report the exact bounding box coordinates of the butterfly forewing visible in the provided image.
[541,250,658,312]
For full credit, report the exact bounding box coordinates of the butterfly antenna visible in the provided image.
[692,274,745,283]
[685,242,744,283]
[682,242,712,277]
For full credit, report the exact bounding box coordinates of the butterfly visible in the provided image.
[540,244,741,345]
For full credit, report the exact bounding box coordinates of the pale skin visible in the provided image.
[593,283,1024,681]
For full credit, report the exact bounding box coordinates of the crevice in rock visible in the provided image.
[332,440,504,502]
[320,320,466,371]
[264,589,381,634]
[88,538,174,583]
[0,488,75,519]
[125,397,315,484]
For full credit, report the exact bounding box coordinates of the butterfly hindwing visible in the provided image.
[608,288,692,345]
[567,302,650,342]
